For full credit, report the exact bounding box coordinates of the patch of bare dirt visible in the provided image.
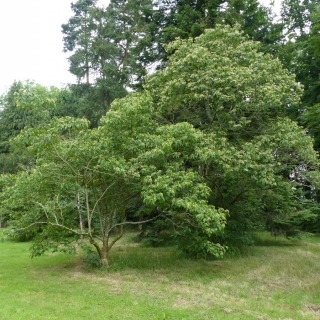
[307,303,320,312]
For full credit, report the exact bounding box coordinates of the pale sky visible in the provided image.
[0,0,280,96]
[0,1,72,95]
[0,0,109,96]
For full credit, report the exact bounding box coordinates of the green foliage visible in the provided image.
[281,0,318,38]
[1,89,228,263]
[0,82,24,154]
[278,2,320,112]
[296,4,320,107]
[0,81,61,174]
[81,244,101,268]
[145,25,320,245]
[61,0,155,121]
[146,25,302,131]
[150,0,280,68]
[176,232,227,260]
[61,0,98,83]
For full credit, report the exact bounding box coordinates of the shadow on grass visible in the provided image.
[250,232,307,247]
[3,229,319,281]
[81,231,313,276]
[86,243,225,280]
[108,246,190,271]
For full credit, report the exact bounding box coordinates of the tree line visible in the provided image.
[0,0,319,265]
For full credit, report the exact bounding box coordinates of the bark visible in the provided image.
[89,236,104,264]
[101,236,109,266]
[77,191,85,231]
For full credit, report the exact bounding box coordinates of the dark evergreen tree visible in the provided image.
[0,81,45,173]
[148,0,282,67]
[62,0,155,125]
[62,0,98,84]
[295,5,320,107]
[0,81,24,155]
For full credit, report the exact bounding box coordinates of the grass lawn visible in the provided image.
[0,230,320,319]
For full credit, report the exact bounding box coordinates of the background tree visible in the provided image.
[147,0,282,69]
[278,3,320,228]
[280,0,316,37]
[0,81,59,174]
[276,1,320,112]
[62,0,98,84]
[294,4,320,107]
[0,82,27,174]
[0,82,25,156]
[61,0,155,126]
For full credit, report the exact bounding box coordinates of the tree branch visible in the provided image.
[108,214,162,232]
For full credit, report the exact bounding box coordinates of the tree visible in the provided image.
[0,81,59,174]
[145,25,302,132]
[62,0,98,84]
[62,0,154,88]
[276,1,320,110]
[275,2,320,229]
[0,82,24,155]
[62,0,155,124]
[0,81,62,227]
[1,92,227,264]
[147,0,282,69]
[280,0,317,38]
[145,25,320,243]
[294,4,320,107]
[95,0,155,90]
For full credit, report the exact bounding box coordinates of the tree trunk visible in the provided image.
[100,237,109,266]
[77,191,85,232]
[89,236,106,265]
[100,252,109,266]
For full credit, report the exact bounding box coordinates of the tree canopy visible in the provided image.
[145,25,320,243]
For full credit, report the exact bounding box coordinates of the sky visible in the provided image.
[0,0,280,97]
[0,0,109,96]
[0,1,73,96]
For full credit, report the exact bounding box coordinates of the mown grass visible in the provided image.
[0,229,320,319]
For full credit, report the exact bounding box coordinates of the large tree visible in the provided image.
[62,0,98,84]
[61,0,155,125]
[294,4,320,107]
[1,93,228,264]
[147,0,282,69]
[145,25,320,243]
[62,0,154,88]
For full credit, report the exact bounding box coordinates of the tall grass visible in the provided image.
[0,229,320,319]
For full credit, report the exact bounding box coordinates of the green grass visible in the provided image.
[0,230,320,319]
